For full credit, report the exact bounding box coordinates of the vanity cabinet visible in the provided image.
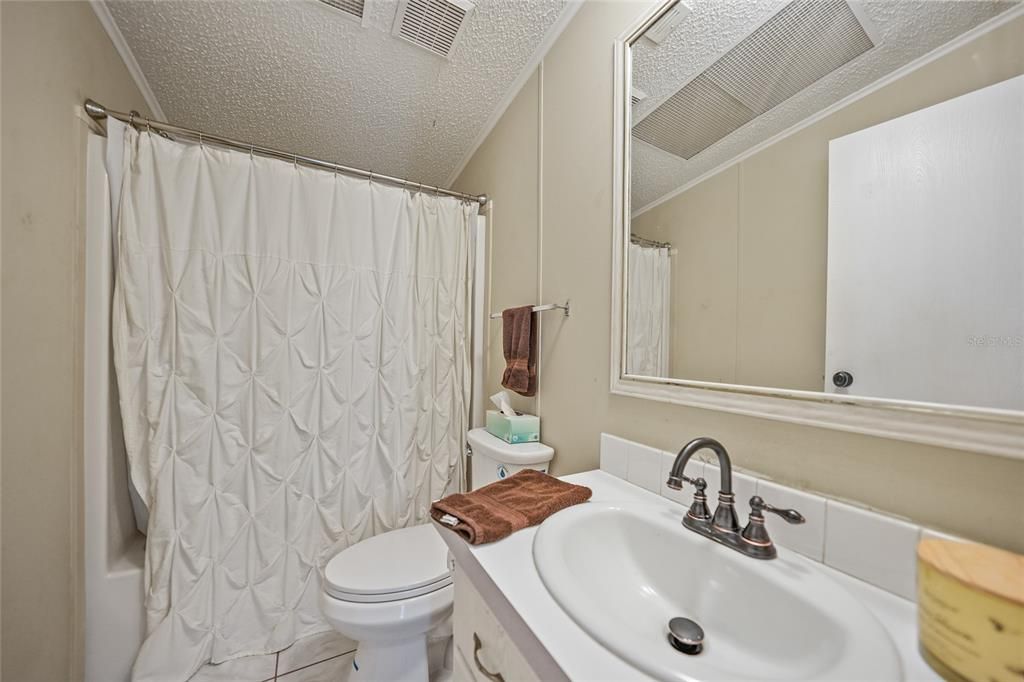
[452,566,540,682]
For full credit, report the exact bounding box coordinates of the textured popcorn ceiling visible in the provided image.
[631,0,1019,212]
[105,0,569,189]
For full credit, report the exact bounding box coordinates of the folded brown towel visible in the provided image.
[431,469,592,544]
[501,305,537,396]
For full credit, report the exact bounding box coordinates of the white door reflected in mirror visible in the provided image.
[825,75,1023,411]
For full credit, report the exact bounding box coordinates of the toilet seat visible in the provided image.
[325,575,453,603]
[324,524,452,604]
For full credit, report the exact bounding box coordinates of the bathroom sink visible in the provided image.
[533,502,902,681]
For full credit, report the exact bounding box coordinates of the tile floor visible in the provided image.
[190,631,356,682]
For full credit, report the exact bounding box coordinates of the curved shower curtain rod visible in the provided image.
[630,234,672,249]
[83,99,489,207]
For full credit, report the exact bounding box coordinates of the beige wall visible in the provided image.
[1,3,151,679]
[632,167,739,382]
[455,1,1024,553]
[452,71,541,416]
[633,15,1024,391]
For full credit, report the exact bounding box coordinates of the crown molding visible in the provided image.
[89,0,166,121]
[444,0,583,188]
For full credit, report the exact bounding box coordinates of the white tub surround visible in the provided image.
[439,468,942,681]
[84,129,146,682]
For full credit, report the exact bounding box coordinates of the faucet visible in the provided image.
[666,436,740,533]
[666,437,805,560]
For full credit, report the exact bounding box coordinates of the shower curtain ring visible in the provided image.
[198,132,204,149]
[127,111,137,128]
[249,144,254,161]
[145,118,152,134]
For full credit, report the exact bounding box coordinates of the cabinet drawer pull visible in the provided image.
[473,632,505,682]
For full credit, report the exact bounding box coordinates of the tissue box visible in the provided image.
[485,410,540,444]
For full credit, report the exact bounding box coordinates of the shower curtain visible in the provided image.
[626,242,671,377]
[110,124,476,681]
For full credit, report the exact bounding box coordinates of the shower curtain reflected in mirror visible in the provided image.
[110,122,476,681]
[627,243,671,377]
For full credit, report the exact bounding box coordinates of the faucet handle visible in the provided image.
[686,475,707,491]
[684,477,711,522]
[750,496,805,524]
[665,471,711,522]
[741,496,805,556]
[665,472,705,491]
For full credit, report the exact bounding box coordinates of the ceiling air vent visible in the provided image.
[392,0,475,58]
[317,0,365,22]
[632,87,648,106]
[633,0,875,160]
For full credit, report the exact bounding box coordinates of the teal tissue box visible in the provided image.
[485,410,540,444]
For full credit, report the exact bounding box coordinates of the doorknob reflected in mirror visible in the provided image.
[832,371,854,388]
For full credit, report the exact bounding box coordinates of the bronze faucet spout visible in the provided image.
[667,436,733,494]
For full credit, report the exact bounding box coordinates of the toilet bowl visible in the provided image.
[320,523,453,682]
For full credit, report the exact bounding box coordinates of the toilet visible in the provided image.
[320,524,453,682]
[320,429,555,681]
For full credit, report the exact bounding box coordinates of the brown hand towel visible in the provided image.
[431,469,591,545]
[501,306,537,396]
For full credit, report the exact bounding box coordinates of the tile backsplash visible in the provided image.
[824,501,920,600]
[599,433,960,601]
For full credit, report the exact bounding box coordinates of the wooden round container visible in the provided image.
[917,538,1023,682]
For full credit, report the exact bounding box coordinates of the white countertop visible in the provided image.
[438,470,940,681]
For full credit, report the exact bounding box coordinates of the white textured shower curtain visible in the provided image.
[112,126,476,681]
[626,243,671,377]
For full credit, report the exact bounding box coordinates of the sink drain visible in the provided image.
[667,617,704,655]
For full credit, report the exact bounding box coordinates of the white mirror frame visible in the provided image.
[610,0,1024,460]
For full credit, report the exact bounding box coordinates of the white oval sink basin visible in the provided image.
[533,502,902,681]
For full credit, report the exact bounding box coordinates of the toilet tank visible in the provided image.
[467,427,554,490]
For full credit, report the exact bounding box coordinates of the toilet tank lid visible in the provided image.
[467,428,554,465]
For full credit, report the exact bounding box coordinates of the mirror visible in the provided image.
[621,0,1023,414]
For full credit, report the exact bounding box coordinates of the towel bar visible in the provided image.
[488,301,570,319]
